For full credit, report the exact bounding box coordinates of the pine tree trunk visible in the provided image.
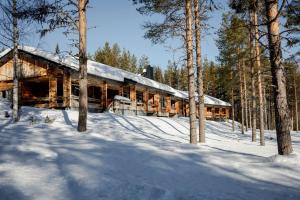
[238,58,245,134]
[193,0,205,143]
[294,73,299,132]
[254,8,265,145]
[185,0,197,144]
[77,0,88,132]
[263,87,268,130]
[265,0,293,155]
[249,99,252,129]
[12,0,19,122]
[243,60,248,131]
[231,70,235,132]
[249,10,256,142]
[232,88,235,132]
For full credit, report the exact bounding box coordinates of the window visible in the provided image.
[222,108,226,114]
[207,107,212,112]
[123,86,130,98]
[171,99,176,109]
[148,94,154,105]
[57,79,63,97]
[136,91,143,103]
[72,84,79,96]
[88,86,101,99]
[215,108,219,113]
[161,96,165,108]
[23,81,49,98]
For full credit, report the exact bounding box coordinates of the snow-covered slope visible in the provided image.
[0,101,299,200]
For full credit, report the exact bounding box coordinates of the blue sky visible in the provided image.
[26,0,226,69]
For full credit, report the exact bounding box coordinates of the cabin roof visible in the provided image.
[0,46,231,107]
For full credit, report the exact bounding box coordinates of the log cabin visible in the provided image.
[0,46,231,120]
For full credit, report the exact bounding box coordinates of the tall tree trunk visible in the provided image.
[77,0,88,132]
[193,0,205,143]
[249,99,252,129]
[231,71,235,132]
[268,97,272,130]
[243,60,248,131]
[238,58,245,134]
[185,0,197,144]
[232,89,235,132]
[294,73,299,132]
[12,0,19,122]
[263,87,268,130]
[249,10,257,142]
[265,0,293,155]
[254,8,265,145]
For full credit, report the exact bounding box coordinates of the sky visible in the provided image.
[23,0,226,69]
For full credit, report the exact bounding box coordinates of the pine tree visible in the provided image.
[55,43,61,54]
[185,0,197,144]
[154,66,164,83]
[77,0,89,132]
[138,55,150,74]
[0,0,52,122]
[265,0,293,155]
[194,0,205,143]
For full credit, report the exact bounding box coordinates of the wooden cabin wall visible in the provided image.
[49,74,57,108]
[0,60,13,81]
[0,82,13,91]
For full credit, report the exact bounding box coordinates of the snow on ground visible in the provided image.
[0,99,300,200]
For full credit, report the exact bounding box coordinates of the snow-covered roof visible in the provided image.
[0,46,231,107]
[173,90,231,107]
[17,46,175,94]
[0,48,11,58]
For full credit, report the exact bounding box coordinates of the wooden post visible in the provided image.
[130,85,136,102]
[63,72,71,108]
[175,101,180,114]
[101,82,107,110]
[154,93,160,113]
[166,96,171,113]
[143,90,149,113]
[49,74,57,108]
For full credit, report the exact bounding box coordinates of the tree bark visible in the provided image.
[238,58,245,134]
[185,0,197,144]
[231,71,235,132]
[294,72,299,132]
[12,0,19,122]
[193,0,205,143]
[249,10,256,142]
[265,0,293,155]
[249,99,252,129]
[263,87,268,130]
[243,63,248,131]
[77,0,88,132]
[254,7,265,145]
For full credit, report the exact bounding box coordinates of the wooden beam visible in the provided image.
[63,72,71,108]
[166,96,171,113]
[130,85,136,102]
[101,82,107,110]
[0,82,13,91]
[143,90,148,112]
[49,75,57,108]
[154,93,160,113]
[175,101,180,114]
